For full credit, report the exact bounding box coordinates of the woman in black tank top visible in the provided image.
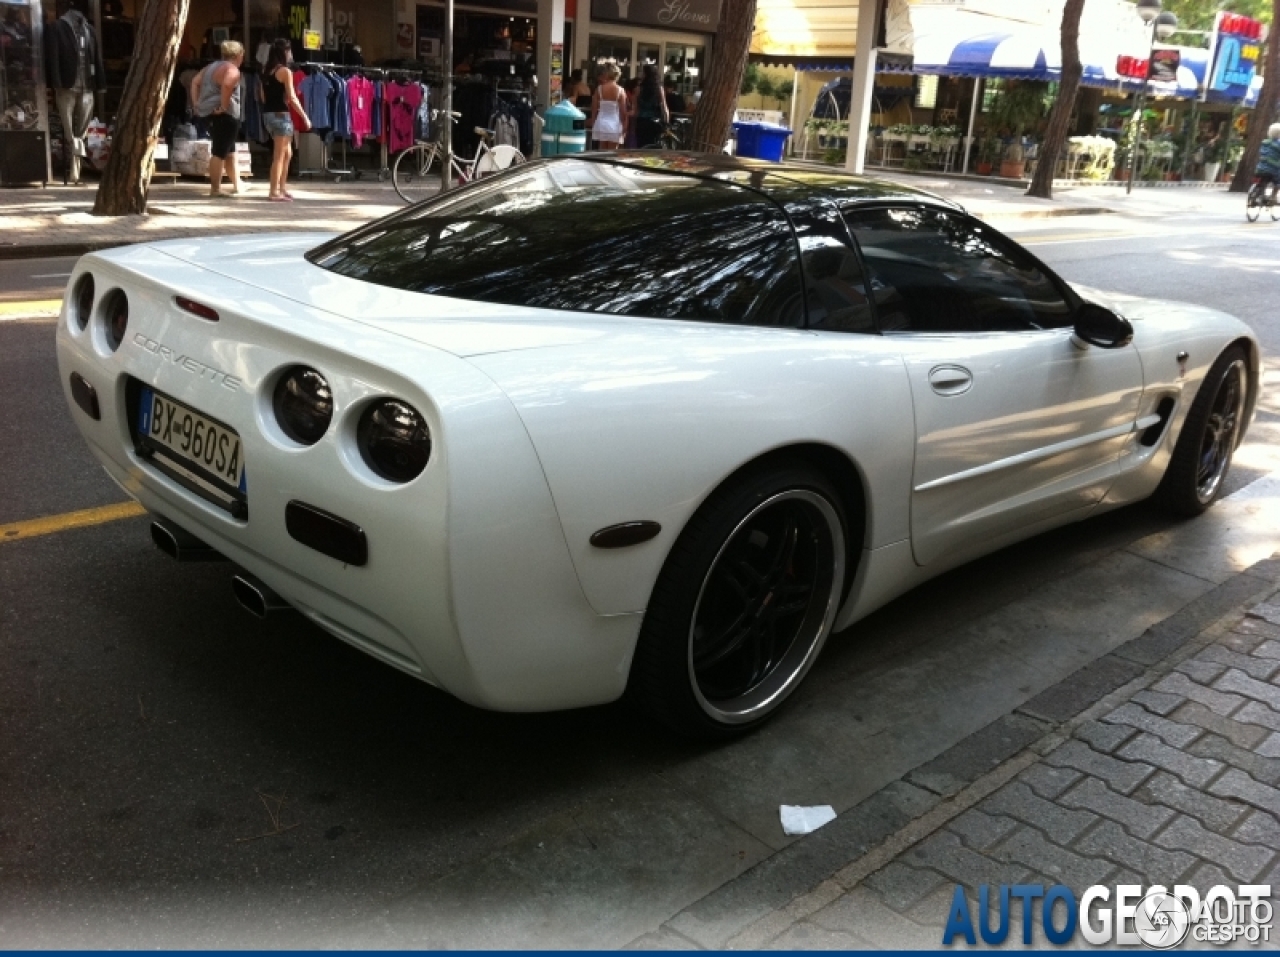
[259,39,310,200]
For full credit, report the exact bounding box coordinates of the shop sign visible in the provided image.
[594,0,720,33]
[303,30,321,51]
[1149,48,1180,84]
[1208,11,1262,98]
[286,0,310,41]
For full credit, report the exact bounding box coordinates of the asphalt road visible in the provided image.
[0,256,77,303]
[2,205,1279,946]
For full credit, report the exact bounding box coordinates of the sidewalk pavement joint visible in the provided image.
[630,553,1280,951]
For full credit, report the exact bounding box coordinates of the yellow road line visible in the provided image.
[0,501,147,544]
[0,298,62,317]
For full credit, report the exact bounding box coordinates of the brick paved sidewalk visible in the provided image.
[633,572,1280,950]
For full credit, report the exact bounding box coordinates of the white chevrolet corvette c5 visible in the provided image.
[56,154,1260,737]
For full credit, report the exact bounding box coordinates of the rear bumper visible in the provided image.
[54,250,641,712]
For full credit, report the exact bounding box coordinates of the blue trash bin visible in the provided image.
[733,121,761,158]
[755,123,793,162]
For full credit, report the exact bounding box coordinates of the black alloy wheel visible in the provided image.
[1154,346,1249,517]
[629,462,849,738]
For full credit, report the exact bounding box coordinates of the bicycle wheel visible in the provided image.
[1271,195,1280,222]
[392,144,443,204]
[1246,183,1262,222]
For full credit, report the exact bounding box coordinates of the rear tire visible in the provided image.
[1153,346,1249,517]
[628,462,848,738]
[1247,184,1263,222]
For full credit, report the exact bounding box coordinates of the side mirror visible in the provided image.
[1073,303,1134,349]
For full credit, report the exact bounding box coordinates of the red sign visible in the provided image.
[1217,12,1263,40]
[1116,55,1149,80]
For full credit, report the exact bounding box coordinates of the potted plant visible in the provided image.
[989,82,1046,178]
[976,134,1000,175]
[1203,136,1224,183]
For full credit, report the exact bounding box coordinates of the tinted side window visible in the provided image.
[785,198,875,334]
[841,207,1072,334]
[309,162,805,327]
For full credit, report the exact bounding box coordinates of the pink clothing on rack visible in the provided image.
[347,75,373,148]
[387,81,422,154]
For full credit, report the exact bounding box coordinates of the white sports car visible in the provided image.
[57,154,1259,737]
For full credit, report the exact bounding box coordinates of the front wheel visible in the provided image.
[392,144,442,204]
[628,462,848,738]
[1153,346,1249,517]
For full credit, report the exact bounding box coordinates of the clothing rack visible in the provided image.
[294,62,429,182]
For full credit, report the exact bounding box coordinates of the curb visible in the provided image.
[0,240,130,261]
[632,553,1280,950]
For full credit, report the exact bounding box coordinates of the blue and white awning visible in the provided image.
[914,26,1129,85]
[916,30,1210,100]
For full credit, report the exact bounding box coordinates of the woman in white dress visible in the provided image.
[589,62,627,150]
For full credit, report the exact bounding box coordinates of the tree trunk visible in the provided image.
[1229,0,1280,192]
[1027,0,1085,199]
[688,0,758,153]
[92,0,190,216]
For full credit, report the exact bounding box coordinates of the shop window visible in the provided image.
[310,160,805,328]
[589,34,632,75]
[981,78,1002,113]
[914,75,938,110]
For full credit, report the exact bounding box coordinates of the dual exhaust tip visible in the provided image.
[150,518,292,619]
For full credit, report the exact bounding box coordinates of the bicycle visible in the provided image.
[1246,177,1280,222]
[392,110,525,203]
[640,116,691,150]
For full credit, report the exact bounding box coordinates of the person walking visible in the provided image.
[566,69,592,109]
[633,64,669,149]
[622,76,641,147]
[260,39,310,201]
[589,62,626,150]
[193,40,248,197]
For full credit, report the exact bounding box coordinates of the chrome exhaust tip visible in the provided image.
[231,573,293,618]
[150,518,225,562]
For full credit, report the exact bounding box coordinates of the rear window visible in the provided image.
[308,159,804,327]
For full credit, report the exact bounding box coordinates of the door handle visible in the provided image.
[928,365,973,396]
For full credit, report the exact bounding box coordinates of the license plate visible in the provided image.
[137,387,247,508]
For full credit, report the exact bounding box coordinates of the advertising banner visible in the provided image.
[1149,48,1181,84]
[1207,11,1263,102]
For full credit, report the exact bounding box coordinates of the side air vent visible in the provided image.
[1140,397,1176,447]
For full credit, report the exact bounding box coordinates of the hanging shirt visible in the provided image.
[290,68,308,132]
[347,75,373,147]
[415,84,432,143]
[370,80,383,140]
[298,70,333,133]
[388,81,422,153]
[331,72,352,141]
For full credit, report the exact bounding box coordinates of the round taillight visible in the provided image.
[273,366,333,445]
[357,399,431,483]
[103,289,128,351]
[72,273,94,330]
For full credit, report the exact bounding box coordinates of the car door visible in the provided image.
[843,205,1144,568]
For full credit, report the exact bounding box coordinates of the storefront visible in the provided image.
[577,0,717,98]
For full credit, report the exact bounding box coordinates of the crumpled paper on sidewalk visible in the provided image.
[780,804,837,835]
